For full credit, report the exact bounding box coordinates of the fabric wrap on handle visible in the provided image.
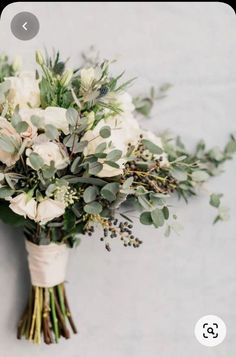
[25,240,69,288]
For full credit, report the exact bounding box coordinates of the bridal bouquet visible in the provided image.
[0,51,235,344]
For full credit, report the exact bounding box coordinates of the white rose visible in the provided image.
[0,117,22,166]
[26,135,69,170]
[36,198,65,225]
[81,113,141,177]
[19,107,69,135]
[5,71,40,109]
[9,193,37,220]
[141,130,169,167]
[43,107,69,135]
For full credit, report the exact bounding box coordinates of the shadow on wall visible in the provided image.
[0,223,30,333]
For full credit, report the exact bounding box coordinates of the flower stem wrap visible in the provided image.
[17,240,77,344]
[25,240,69,288]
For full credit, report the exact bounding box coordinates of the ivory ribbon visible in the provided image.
[25,240,69,288]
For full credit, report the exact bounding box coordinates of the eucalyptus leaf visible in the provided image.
[106,149,122,162]
[15,121,29,134]
[30,115,45,128]
[89,161,103,175]
[123,177,134,189]
[99,126,111,138]
[29,153,44,170]
[83,186,98,203]
[104,161,120,169]
[142,139,163,155]
[0,187,14,198]
[95,142,107,153]
[151,208,165,227]
[101,182,119,202]
[140,211,153,225]
[84,201,103,214]
[45,124,59,140]
[66,107,79,126]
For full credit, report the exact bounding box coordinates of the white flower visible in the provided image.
[5,71,40,109]
[141,130,169,167]
[103,92,135,118]
[81,113,141,177]
[36,198,65,225]
[26,135,69,170]
[19,107,69,135]
[43,107,69,135]
[80,67,102,93]
[9,193,37,220]
[114,92,135,114]
[0,117,22,166]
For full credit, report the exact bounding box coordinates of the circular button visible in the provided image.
[11,12,39,41]
[194,315,227,347]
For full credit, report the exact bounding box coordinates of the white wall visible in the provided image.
[0,2,236,356]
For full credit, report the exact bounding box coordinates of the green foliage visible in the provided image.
[0,200,26,226]
[142,139,163,154]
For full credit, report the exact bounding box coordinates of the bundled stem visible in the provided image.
[17,283,77,344]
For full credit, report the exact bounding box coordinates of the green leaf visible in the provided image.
[225,140,236,155]
[101,182,119,202]
[62,176,107,186]
[99,125,111,138]
[89,161,103,175]
[170,169,188,182]
[0,200,26,226]
[70,156,81,174]
[66,107,79,126]
[95,152,107,159]
[162,206,169,220]
[106,149,122,162]
[73,141,88,153]
[15,121,29,134]
[95,142,107,153]
[11,113,21,128]
[140,211,153,225]
[84,201,103,214]
[28,153,44,170]
[0,187,14,198]
[30,115,44,128]
[83,186,98,203]
[45,124,59,140]
[0,136,16,153]
[142,139,163,155]
[192,170,209,182]
[123,177,134,189]
[210,193,222,208]
[43,161,56,179]
[63,209,76,231]
[104,161,120,169]
[151,208,165,227]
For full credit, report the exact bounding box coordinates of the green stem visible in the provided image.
[49,288,59,343]
[57,284,67,319]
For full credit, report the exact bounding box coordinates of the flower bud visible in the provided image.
[35,50,45,66]
[12,56,22,72]
[60,69,73,87]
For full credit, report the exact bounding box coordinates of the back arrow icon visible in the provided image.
[22,22,28,31]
